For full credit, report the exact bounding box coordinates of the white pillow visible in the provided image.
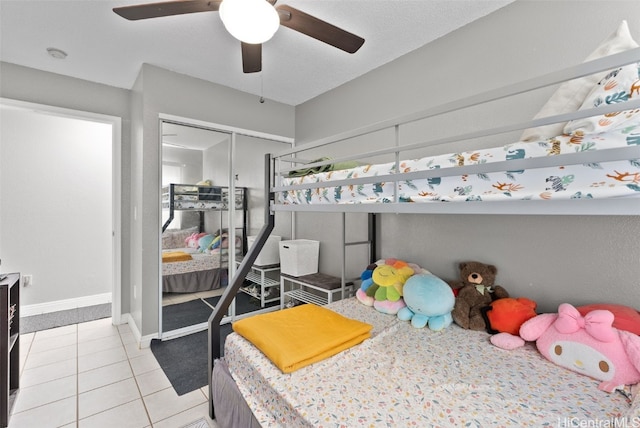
[161,232,174,249]
[563,61,640,135]
[520,20,638,142]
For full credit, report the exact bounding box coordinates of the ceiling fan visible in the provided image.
[113,0,365,73]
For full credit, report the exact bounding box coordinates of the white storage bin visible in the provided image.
[247,235,281,266]
[279,239,320,277]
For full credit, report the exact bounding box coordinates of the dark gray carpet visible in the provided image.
[20,303,111,334]
[162,299,214,332]
[151,323,233,396]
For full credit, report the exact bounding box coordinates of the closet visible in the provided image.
[160,120,292,337]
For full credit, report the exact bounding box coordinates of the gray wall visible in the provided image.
[294,1,640,312]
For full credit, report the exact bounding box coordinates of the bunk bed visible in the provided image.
[207,42,640,426]
[161,184,247,293]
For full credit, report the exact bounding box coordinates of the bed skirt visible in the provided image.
[162,269,222,293]
[211,359,261,428]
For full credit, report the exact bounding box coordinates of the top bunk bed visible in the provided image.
[270,47,640,216]
[162,183,247,232]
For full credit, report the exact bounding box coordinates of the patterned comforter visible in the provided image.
[161,249,222,276]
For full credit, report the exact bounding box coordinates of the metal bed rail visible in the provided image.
[270,48,640,215]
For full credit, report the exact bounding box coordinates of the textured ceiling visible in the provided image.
[0,0,514,106]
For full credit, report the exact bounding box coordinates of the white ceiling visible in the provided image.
[0,0,514,106]
[162,121,229,150]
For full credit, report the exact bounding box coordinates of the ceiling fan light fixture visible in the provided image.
[219,0,279,44]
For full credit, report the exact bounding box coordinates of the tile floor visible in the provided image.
[10,317,220,428]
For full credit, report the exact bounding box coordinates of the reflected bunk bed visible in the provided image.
[161,183,247,293]
[207,46,640,427]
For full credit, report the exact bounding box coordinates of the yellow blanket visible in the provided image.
[162,251,193,263]
[233,304,372,373]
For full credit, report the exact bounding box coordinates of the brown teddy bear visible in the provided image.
[448,261,509,330]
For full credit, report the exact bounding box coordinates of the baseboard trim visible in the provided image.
[21,292,112,317]
[123,313,155,349]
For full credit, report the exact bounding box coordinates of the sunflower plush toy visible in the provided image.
[357,259,426,315]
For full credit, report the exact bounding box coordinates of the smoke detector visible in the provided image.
[46,47,68,60]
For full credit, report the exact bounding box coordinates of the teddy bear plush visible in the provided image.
[448,261,509,330]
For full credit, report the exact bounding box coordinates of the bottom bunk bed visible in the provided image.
[212,298,639,427]
[162,249,224,293]
[162,228,242,293]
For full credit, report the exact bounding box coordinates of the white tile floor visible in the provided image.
[10,317,220,428]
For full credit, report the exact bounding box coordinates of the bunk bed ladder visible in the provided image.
[208,154,275,419]
[340,212,377,300]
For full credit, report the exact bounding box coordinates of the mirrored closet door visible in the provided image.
[160,120,292,338]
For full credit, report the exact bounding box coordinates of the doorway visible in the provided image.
[0,98,122,323]
[159,116,292,339]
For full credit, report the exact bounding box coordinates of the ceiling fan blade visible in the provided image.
[276,5,364,54]
[241,43,262,73]
[113,0,221,21]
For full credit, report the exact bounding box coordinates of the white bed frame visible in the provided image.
[208,46,640,420]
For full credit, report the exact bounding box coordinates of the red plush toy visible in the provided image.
[482,297,538,335]
[577,303,640,336]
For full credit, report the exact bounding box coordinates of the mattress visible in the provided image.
[224,298,639,427]
[278,125,640,205]
[162,248,223,276]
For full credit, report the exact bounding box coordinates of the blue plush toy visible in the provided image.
[397,274,455,331]
[197,234,216,252]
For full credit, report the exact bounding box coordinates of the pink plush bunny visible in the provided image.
[500,303,640,392]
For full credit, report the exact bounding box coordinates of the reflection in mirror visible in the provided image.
[160,121,292,338]
[233,134,293,317]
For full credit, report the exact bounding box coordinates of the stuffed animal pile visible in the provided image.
[197,234,221,253]
[356,259,456,331]
[185,232,207,249]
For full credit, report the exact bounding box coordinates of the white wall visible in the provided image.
[294,0,640,312]
[234,135,292,239]
[0,107,112,309]
[162,146,204,230]
[0,62,132,316]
